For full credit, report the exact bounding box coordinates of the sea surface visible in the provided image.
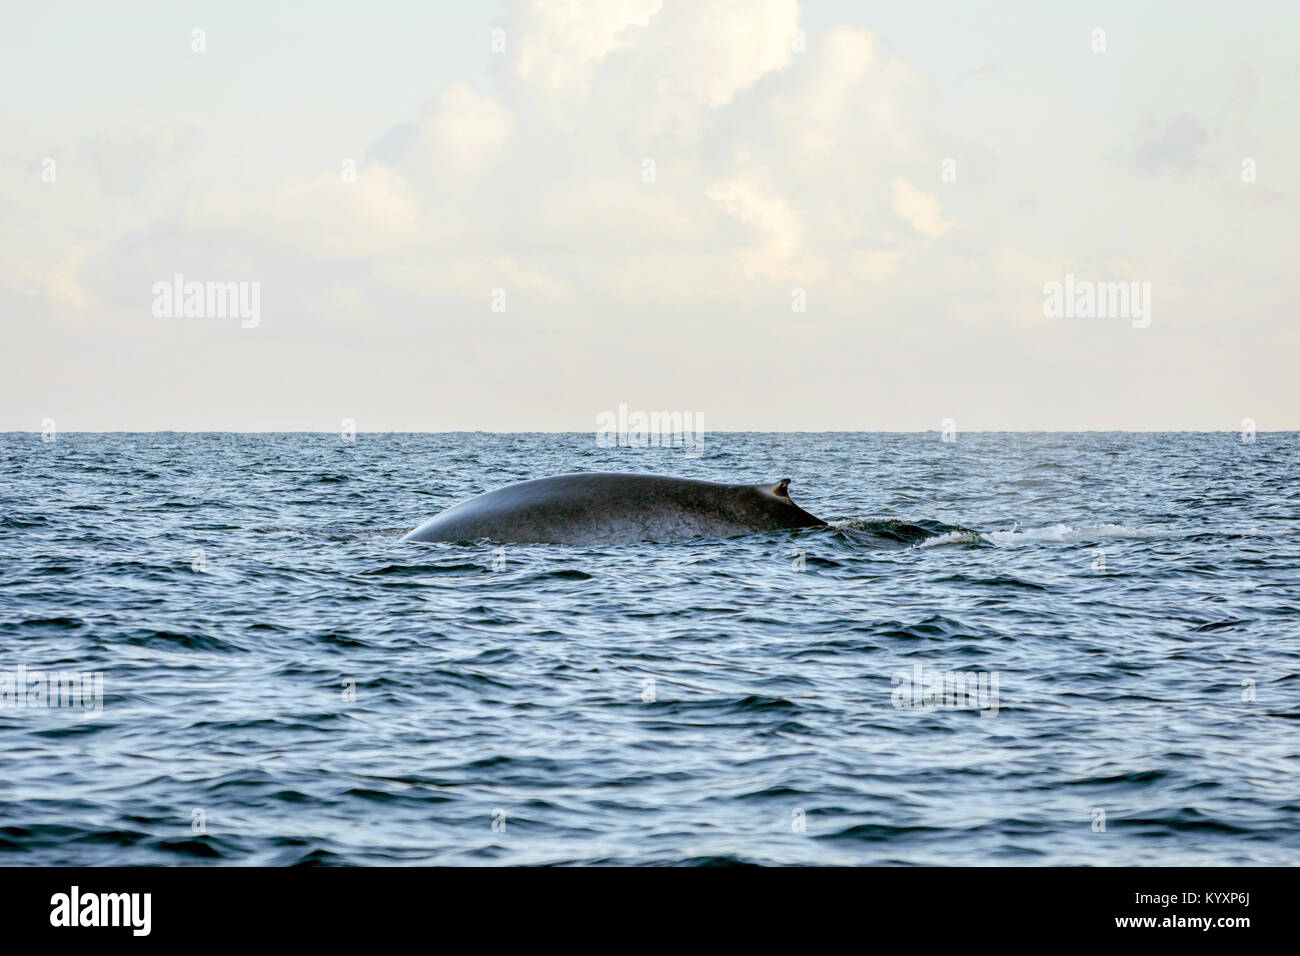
[1,431,1297,865]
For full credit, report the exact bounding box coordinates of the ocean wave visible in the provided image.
[4,431,1298,865]
[919,522,1160,548]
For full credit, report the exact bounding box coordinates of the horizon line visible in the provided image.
[7,428,1297,435]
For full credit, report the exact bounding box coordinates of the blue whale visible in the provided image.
[402,472,826,545]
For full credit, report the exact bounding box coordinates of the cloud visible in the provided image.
[421,84,515,176]
[1126,66,1268,181]
[516,0,662,97]
[768,25,920,157]
[7,245,89,309]
[514,0,799,136]
[76,124,203,193]
[5,3,1298,431]
[366,84,515,181]
[1221,62,1258,118]
[535,178,700,244]
[632,0,800,109]
[184,164,422,258]
[892,178,953,239]
[707,171,823,281]
[365,122,420,167]
[164,11,950,318]
[3,3,970,345]
[1130,113,1209,175]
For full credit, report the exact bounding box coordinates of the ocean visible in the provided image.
[1,431,1296,865]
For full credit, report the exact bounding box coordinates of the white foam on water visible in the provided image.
[827,518,886,532]
[916,529,984,548]
[919,522,1158,548]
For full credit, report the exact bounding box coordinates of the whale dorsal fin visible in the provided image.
[771,478,792,499]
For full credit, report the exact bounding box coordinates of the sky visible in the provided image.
[2,0,1298,431]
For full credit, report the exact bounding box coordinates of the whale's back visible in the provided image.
[403,472,825,545]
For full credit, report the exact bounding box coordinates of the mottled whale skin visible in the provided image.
[402,472,826,545]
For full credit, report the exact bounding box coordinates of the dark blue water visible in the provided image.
[1,432,1297,865]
